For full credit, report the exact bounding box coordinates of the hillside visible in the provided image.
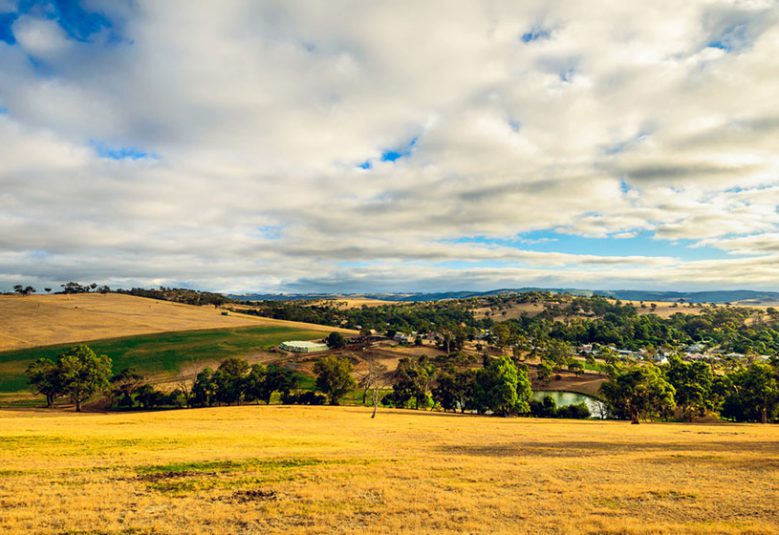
[1,406,777,534]
[0,294,358,402]
[0,293,349,352]
[233,288,779,305]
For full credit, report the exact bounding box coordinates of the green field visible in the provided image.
[0,326,326,393]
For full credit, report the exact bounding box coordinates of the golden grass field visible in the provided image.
[0,293,351,352]
[1,406,777,534]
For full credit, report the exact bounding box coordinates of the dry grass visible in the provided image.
[0,406,777,534]
[472,299,747,322]
[473,301,546,320]
[0,293,351,351]
[628,300,707,318]
[309,298,402,309]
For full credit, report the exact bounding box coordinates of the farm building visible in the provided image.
[279,340,329,353]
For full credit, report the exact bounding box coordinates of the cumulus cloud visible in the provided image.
[0,0,778,292]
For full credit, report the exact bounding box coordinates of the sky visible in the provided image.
[1,0,779,294]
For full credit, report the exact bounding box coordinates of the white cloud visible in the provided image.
[1,1,779,292]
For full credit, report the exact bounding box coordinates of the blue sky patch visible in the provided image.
[452,230,730,261]
[381,136,417,162]
[358,136,418,168]
[706,23,751,53]
[9,0,122,44]
[521,26,550,43]
[707,40,731,51]
[256,225,284,240]
[0,11,16,44]
[91,141,156,161]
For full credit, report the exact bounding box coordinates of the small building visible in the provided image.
[279,340,329,353]
[394,332,415,344]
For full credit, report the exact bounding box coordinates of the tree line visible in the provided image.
[26,343,777,423]
[599,356,779,423]
[26,344,360,410]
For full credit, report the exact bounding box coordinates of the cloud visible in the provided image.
[0,1,779,292]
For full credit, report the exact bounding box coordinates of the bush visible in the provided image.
[558,402,591,419]
[283,391,327,405]
[529,396,591,419]
[326,332,346,349]
[529,395,557,418]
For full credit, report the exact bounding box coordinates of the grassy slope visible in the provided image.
[0,406,777,534]
[0,325,325,393]
[0,293,352,352]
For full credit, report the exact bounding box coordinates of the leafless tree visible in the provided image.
[360,358,388,419]
[177,380,193,408]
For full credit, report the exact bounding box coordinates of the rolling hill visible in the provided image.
[0,293,348,352]
[0,293,355,402]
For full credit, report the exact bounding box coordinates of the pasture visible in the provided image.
[0,325,328,398]
[0,406,777,534]
[0,293,348,352]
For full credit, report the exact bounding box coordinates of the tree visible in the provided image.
[192,368,217,407]
[542,339,573,371]
[326,332,346,349]
[665,356,714,421]
[432,368,476,413]
[388,357,435,409]
[176,380,193,407]
[473,356,532,416]
[110,368,145,408]
[314,355,356,405]
[361,358,388,418]
[264,365,298,404]
[243,363,267,404]
[721,362,778,423]
[26,358,61,407]
[568,360,585,376]
[213,357,249,405]
[61,282,86,294]
[600,365,676,424]
[536,361,553,384]
[491,322,513,350]
[56,345,112,412]
[13,285,35,296]
[135,384,167,408]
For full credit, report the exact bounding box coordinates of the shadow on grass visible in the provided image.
[438,440,779,458]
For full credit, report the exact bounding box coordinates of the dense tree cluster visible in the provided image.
[383,355,534,416]
[599,357,779,423]
[237,299,488,340]
[116,286,230,306]
[239,293,779,357]
[26,345,113,411]
[60,281,111,294]
[503,296,779,355]
[12,284,36,295]
[190,359,304,406]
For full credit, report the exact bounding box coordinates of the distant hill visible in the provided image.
[231,288,779,304]
[592,290,779,304]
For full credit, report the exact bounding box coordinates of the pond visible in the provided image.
[532,390,605,418]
